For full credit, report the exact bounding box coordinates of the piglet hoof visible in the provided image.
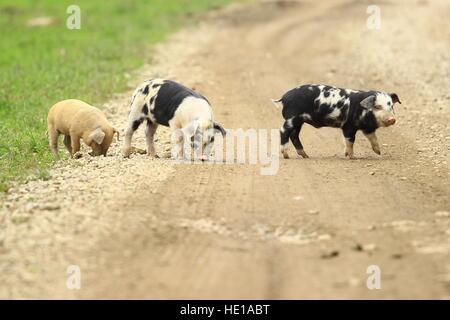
[373,148,381,156]
[280,146,289,159]
[344,149,355,159]
[297,149,309,159]
[73,152,83,159]
[345,153,356,160]
[122,148,131,158]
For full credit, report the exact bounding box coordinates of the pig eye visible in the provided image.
[373,105,383,110]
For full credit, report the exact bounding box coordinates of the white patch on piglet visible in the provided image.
[169,96,213,130]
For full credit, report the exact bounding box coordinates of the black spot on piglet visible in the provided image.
[132,118,144,131]
[142,85,149,95]
[142,103,149,115]
[390,93,401,104]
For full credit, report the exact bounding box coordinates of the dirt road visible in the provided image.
[1,0,449,299]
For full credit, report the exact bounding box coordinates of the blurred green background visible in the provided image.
[0,0,235,192]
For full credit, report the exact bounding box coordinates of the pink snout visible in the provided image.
[386,117,396,126]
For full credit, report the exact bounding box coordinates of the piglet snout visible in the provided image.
[387,117,396,126]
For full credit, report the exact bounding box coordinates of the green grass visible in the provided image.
[0,0,235,192]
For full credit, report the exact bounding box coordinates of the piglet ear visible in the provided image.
[360,95,376,109]
[213,122,226,136]
[90,128,105,144]
[390,93,401,104]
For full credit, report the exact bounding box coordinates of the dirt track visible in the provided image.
[1,0,449,299]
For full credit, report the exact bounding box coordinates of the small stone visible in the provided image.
[353,243,376,252]
[307,209,319,215]
[318,234,331,241]
[321,250,339,259]
[369,171,376,176]
[363,243,377,252]
[39,204,61,211]
[435,211,450,217]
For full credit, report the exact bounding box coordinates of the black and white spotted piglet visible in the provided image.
[122,79,226,160]
[273,84,401,159]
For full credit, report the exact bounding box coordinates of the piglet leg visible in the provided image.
[342,129,356,159]
[364,132,381,155]
[280,119,294,159]
[123,117,144,158]
[170,129,185,160]
[145,121,159,158]
[289,122,309,158]
[71,136,82,158]
[344,140,355,159]
[63,135,72,155]
[48,127,59,157]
